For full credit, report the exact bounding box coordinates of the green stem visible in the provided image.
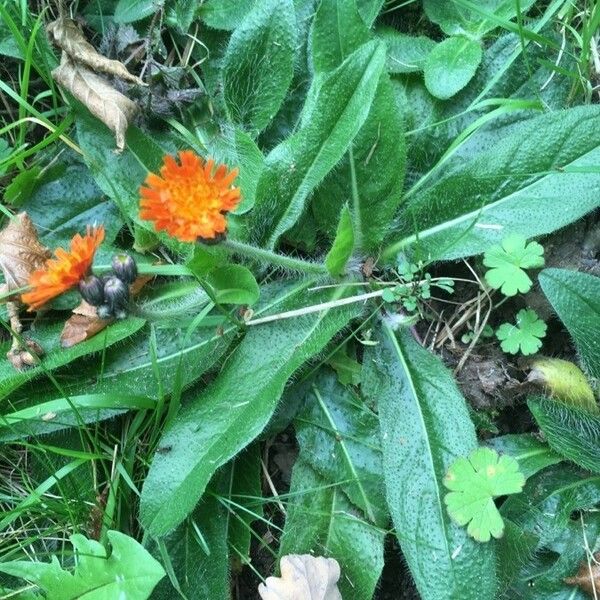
[221,239,328,275]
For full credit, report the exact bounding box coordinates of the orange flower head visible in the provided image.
[21,225,105,311]
[139,150,241,243]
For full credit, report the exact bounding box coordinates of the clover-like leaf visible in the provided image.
[443,447,525,543]
[483,234,544,297]
[496,308,547,355]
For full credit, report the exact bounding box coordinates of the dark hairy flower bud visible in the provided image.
[78,275,105,306]
[103,276,130,316]
[111,253,138,284]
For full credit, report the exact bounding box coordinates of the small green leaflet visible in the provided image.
[496,308,546,355]
[0,530,165,599]
[444,447,525,543]
[483,234,544,297]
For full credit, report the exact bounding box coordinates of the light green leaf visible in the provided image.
[424,36,482,100]
[486,434,562,480]
[0,318,146,401]
[252,41,386,249]
[444,447,525,542]
[0,530,165,599]
[325,205,355,276]
[528,396,600,475]
[140,283,361,536]
[295,370,386,525]
[279,459,384,600]
[357,0,383,25]
[310,0,370,74]
[496,308,546,356]
[362,325,496,599]
[205,264,260,305]
[114,0,156,23]
[483,234,544,297]
[222,0,296,135]
[377,27,436,73]
[539,268,600,378]
[384,106,600,261]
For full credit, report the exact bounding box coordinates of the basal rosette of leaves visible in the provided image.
[0,1,599,600]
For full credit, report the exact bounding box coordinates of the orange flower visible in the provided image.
[139,150,241,242]
[21,225,105,311]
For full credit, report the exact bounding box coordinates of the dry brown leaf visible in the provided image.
[0,213,51,294]
[258,555,342,600]
[565,553,600,597]
[52,54,138,151]
[46,18,144,85]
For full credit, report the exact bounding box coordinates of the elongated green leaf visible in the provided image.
[0,318,145,401]
[295,369,386,524]
[0,531,165,599]
[252,41,386,249]
[222,0,296,135]
[310,0,370,74]
[325,205,355,276]
[199,0,256,30]
[279,459,385,600]
[539,268,600,378]
[486,434,562,479]
[385,106,600,261]
[312,74,405,250]
[363,325,496,600]
[150,475,230,600]
[357,0,383,25]
[529,396,600,474]
[114,0,155,23]
[140,285,361,536]
[424,36,482,100]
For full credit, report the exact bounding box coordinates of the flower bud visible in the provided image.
[111,253,138,284]
[78,275,105,306]
[103,276,130,316]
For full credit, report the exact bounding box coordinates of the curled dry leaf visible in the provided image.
[47,17,145,151]
[53,54,138,152]
[0,213,51,293]
[46,18,144,85]
[258,555,342,600]
[565,552,600,597]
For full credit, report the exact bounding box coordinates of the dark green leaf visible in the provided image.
[279,459,385,600]
[295,369,386,524]
[385,106,600,261]
[357,0,383,26]
[363,325,496,599]
[325,205,355,276]
[539,268,600,378]
[140,283,361,536]
[4,166,42,207]
[199,0,256,30]
[310,0,370,74]
[424,36,482,100]
[205,265,260,305]
[252,41,386,249]
[222,0,296,135]
[529,396,600,474]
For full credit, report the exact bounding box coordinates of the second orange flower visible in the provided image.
[139,150,241,243]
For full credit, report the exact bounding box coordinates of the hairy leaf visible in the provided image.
[363,325,496,599]
[140,283,361,536]
[539,268,600,378]
[377,27,436,73]
[325,205,355,276]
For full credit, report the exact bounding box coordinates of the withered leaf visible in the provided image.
[258,555,342,600]
[47,18,144,85]
[52,54,138,151]
[565,553,600,597]
[0,212,50,293]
